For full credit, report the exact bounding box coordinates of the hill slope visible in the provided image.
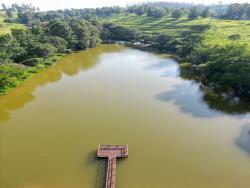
[0,11,26,35]
[109,13,250,49]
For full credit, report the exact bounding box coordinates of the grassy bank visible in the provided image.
[0,55,64,95]
[0,11,26,35]
[109,13,250,50]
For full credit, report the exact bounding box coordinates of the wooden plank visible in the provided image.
[106,157,116,188]
[97,144,128,188]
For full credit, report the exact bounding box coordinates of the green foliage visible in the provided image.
[191,44,250,96]
[128,5,147,15]
[172,9,184,19]
[0,64,28,93]
[146,7,166,18]
[188,7,200,20]
[228,34,241,41]
[101,23,140,42]
[48,36,68,52]
[48,20,71,38]
[69,19,101,50]
[201,8,211,18]
[21,58,44,66]
[221,3,250,20]
[29,43,56,59]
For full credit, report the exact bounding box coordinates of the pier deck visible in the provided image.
[97,144,128,188]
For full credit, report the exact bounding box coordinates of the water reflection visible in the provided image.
[145,58,179,77]
[147,58,250,117]
[156,82,221,118]
[203,92,250,115]
[235,123,250,155]
[0,45,125,123]
[86,151,107,188]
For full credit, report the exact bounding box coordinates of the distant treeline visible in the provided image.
[1,2,250,26]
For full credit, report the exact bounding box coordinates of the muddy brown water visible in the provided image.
[1,44,250,188]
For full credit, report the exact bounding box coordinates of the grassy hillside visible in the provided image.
[0,11,26,35]
[109,13,250,49]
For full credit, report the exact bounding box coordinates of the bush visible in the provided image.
[172,9,184,19]
[190,44,250,96]
[65,49,73,54]
[0,75,18,89]
[0,64,28,92]
[48,36,68,52]
[4,19,15,23]
[228,34,241,41]
[191,25,210,32]
[21,58,43,66]
[101,23,140,42]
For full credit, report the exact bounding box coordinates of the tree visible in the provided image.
[188,7,200,19]
[172,9,184,19]
[48,36,68,52]
[221,3,249,20]
[0,34,23,63]
[30,24,47,42]
[64,19,101,50]
[18,12,35,25]
[201,8,211,18]
[1,3,7,11]
[101,23,139,42]
[191,44,250,96]
[146,7,166,18]
[6,9,14,17]
[48,20,71,39]
[128,5,146,15]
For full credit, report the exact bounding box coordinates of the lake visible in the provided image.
[1,44,250,188]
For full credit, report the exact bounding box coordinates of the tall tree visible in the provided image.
[172,9,184,19]
[188,6,200,19]
[201,8,211,18]
[48,20,71,39]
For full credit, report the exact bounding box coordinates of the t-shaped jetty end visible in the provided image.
[97,144,128,188]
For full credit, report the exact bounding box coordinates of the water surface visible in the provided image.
[1,44,250,188]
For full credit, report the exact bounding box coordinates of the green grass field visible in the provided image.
[109,13,250,48]
[0,11,26,35]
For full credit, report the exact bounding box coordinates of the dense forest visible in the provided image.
[0,2,250,100]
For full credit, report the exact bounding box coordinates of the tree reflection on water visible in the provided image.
[235,124,250,155]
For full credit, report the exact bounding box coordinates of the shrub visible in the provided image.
[228,34,241,41]
[0,64,28,92]
[21,58,43,66]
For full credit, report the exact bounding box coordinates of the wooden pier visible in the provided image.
[97,144,128,188]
